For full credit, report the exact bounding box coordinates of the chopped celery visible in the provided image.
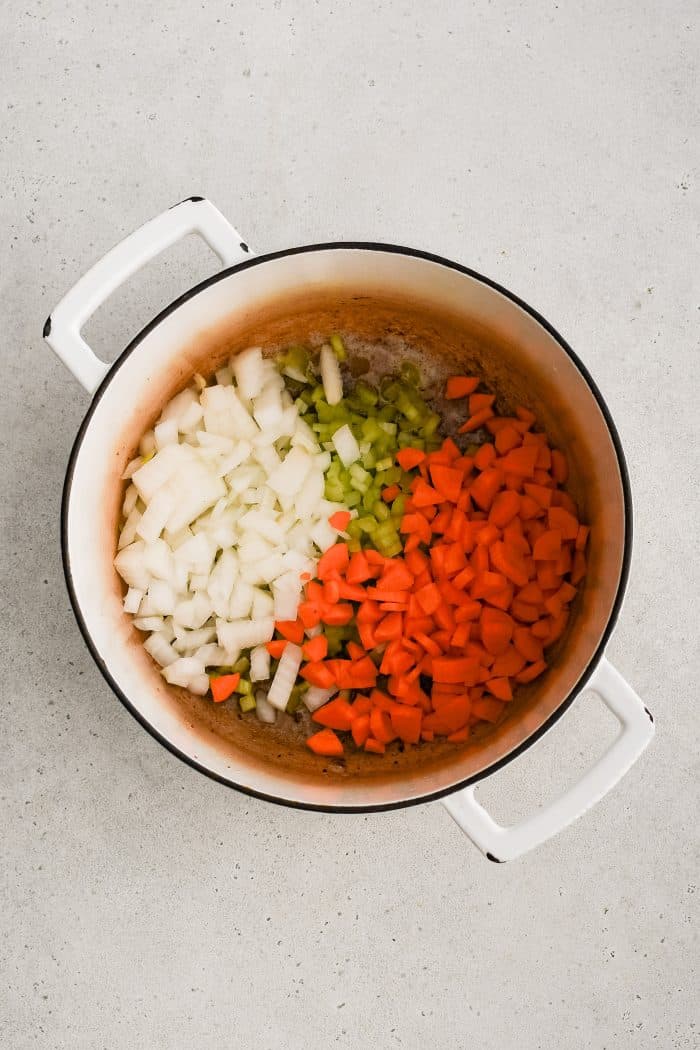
[233,656,250,674]
[330,334,347,361]
[355,381,378,407]
[400,360,421,386]
[239,694,257,713]
[235,678,253,696]
[373,501,390,521]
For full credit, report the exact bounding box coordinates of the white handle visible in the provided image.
[43,197,251,394]
[443,657,654,862]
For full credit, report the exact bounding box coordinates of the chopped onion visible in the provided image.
[232,347,265,400]
[254,690,277,724]
[250,644,271,682]
[332,424,360,467]
[304,685,338,712]
[267,643,303,710]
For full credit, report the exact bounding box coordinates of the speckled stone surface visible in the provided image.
[2,2,698,1047]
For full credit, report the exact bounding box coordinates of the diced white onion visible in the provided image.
[255,691,277,724]
[250,645,271,682]
[267,643,303,711]
[320,344,343,405]
[332,424,360,467]
[304,685,338,712]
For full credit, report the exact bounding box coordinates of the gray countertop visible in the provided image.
[2,2,697,1047]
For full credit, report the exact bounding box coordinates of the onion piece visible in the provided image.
[255,690,277,724]
[332,424,360,468]
[267,643,303,710]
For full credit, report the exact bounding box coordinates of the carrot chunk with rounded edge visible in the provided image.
[351,714,371,747]
[432,657,479,683]
[447,727,470,743]
[346,551,371,584]
[547,506,579,540]
[533,529,562,561]
[329,510,352,531]
[210,673,240,703]
[486,677,513,701]
[490,646,526,677]
[515,660,548,683]
[551,449,568,483]
[317,543,349,579]
[323,579,340,605]
[469,469,504,511]
[364,737,386,754]
[471,697,505,723]
[412,480,444,507]
[524,482,553,508]
[575,524,590,551]
[430,464,463,502]
[276,619,305,644]
[391,705,422,744]
[481,607,514,654]
[370,707,397,744]
[396,447,426,471]
[499,445,539,477]
[489,490,521,527]
[571,550,587,585]
[266,640,287,658]
[445,376,480,399]
[300,662,336,688]
[374,612,403,642]
[307,728,344,756]
[416,582,441,615]
[489,541,530,587]
[313,697,354,731]
[511,599,541,623]
[321,603,354,626]
[303,635,328,663]
[381,484,401,504]
[469,392,496,415]
[495,425,522,455]
[513,627,543,663]
[459,407,495,433]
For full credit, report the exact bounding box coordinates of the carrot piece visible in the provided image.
[490,646,526,677]
[364,737,386,754]
[374,612,403,642]
[484,585,514,612]
[519,494,542,521]
[489,540,530,587]
[531,618,551,639]
[469,468,504,511]
[382,484,401,503]
[480,607,514,654]
[489,490,521,527]
[510,599,541,623]
[459,407,495,433]
[575,524,590,552]
[358,622,377,650]
[349,657,378,689]
[486,676,513,701]
[432,656,481,684]
[470,544,490,574]
[515,660,548,684]
[306,728,344,756]
[421,730,435,742]
[370,707,397,744]
[571,549,587,585]
[551,449,568,483]
[471,571,508,599]
[390,705,422,744]
[517,581,544,605]
[499,445,539,477]
[494,425,522,455]
[351,714,371,748]
[547,506,579,541]
[265,640,288,658]
[412,480,445,508]
[416,582,442,615]
[329,510,352,531]
[471,697,505,723]
[317,542,349,579]
[450,622,471,649]
[532,529,563,561]
[405,548,429,575]
[474,443,497,472]
[379,560,415,591]
[320,603,354,626]
[312,697,355,731]
[396,447,426,471]
[423,694,471,734]
[430,464,463,502]
[452,565,477,591]
[275,619,305,644]
[513,627,543,663]
[400,513,432,543]
[323,579,341,605]
[300,662,337,688]
[303,635,328,662]
[445,375,480,399]
[352,695,373,716]
[414,631,442,657]
[346,551,372,584]
[555,545,572,576]
[523,482,553,509]
[469,392,496,415]
[447,727,470,743]
[210,673,240,703]
[338,581,368,602]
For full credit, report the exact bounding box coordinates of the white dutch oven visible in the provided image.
[45,198,654,861]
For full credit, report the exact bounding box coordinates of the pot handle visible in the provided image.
[43,197,251,394]
[442,657,654,862]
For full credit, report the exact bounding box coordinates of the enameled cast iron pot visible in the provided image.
[44,198,654,861]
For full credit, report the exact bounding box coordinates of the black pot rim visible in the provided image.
[58,240,633,814]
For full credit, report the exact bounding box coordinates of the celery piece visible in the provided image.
[239,694,257,713]
[400,360,421,386]
[347,537,362,554]
[381,466,402,485]
[235,678,253,696]
[374,456,393,472]
[356,515,378,533]
[344,490,363,508]
[422,412,441,438]
[373,501,390,521]
[346,520,363,539]
[391,494,406,517]
[330,334,347,361]
[233,656,250,674]
[355,381,379,407]
[310,384,325,403]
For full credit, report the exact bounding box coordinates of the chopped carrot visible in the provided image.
[210,673,240,703]
[306,728,344,756]
[265,640,288,658]
[303,635,328,663]
[445,375,480,399]
[329,510,352,531]
[313,697,355,731]
[275,619,305,644]
[396,447,426,471]
[364,737,386,754]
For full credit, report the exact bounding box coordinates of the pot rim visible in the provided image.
[59,241,633,813]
